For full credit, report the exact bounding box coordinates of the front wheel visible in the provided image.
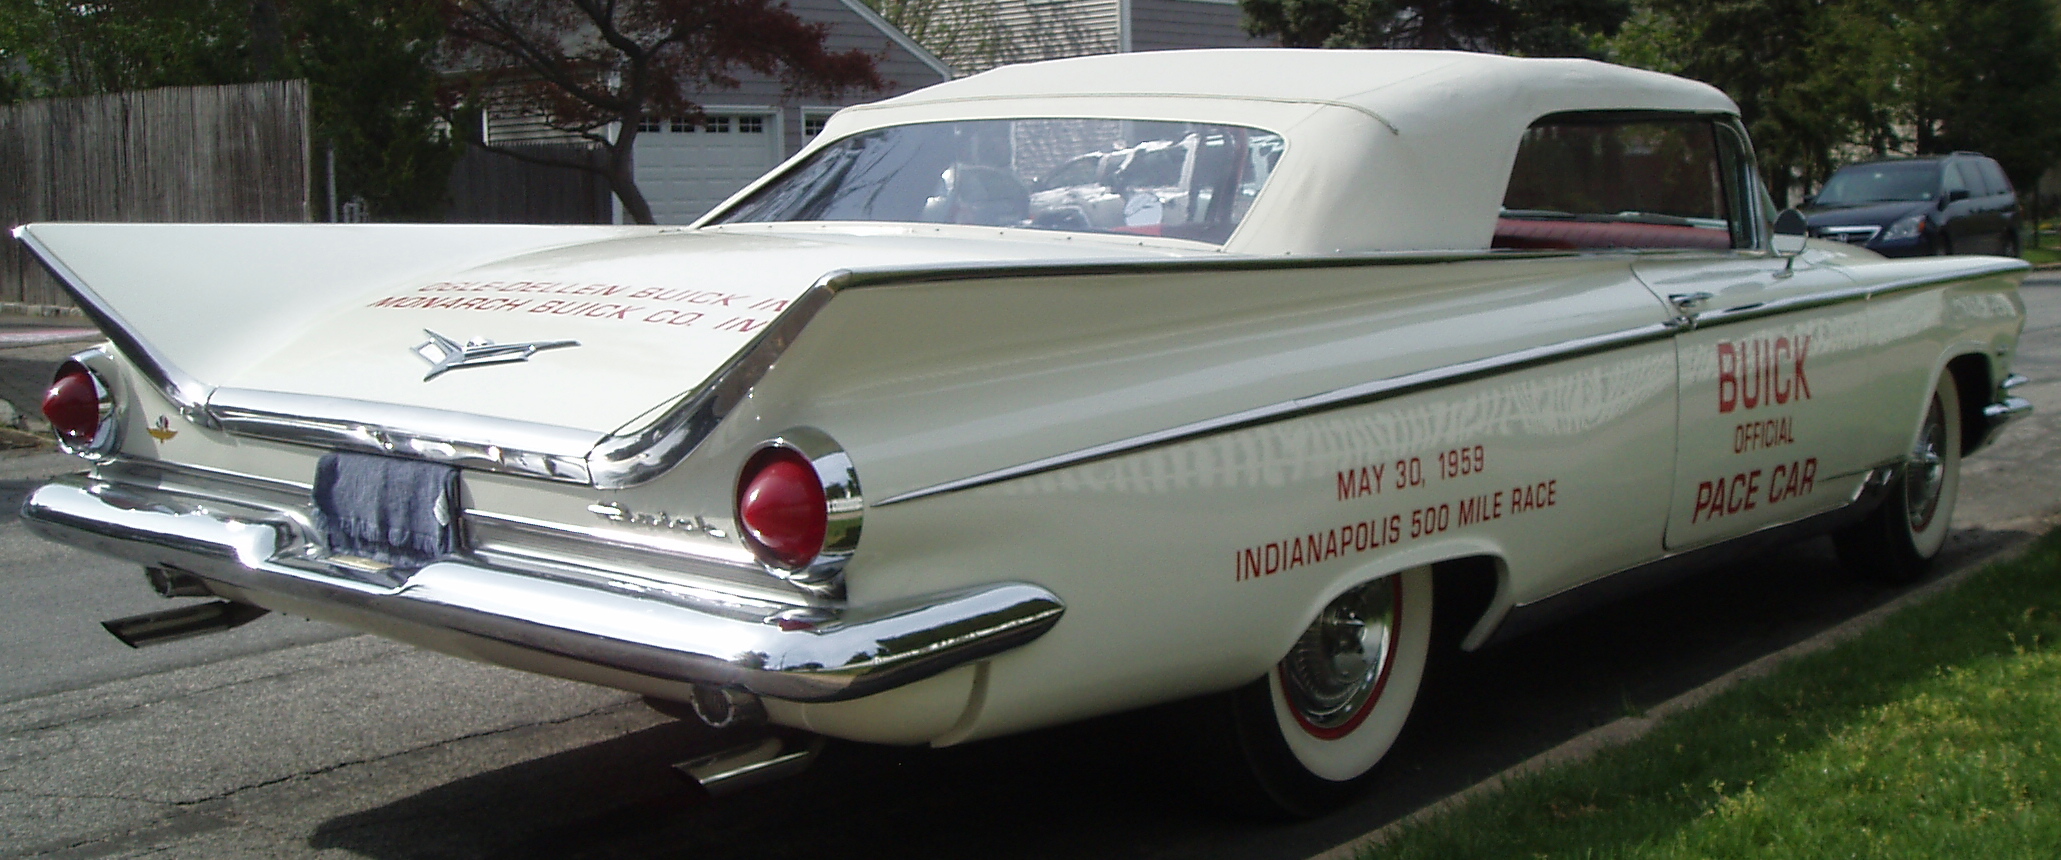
[1835,375,1961,583]
[1187,567,1433,818]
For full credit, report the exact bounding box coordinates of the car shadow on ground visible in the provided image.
[308,527,2029,860]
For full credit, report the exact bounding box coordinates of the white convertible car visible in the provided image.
[16,50,2031,815]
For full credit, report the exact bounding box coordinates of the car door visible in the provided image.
[1498,112,1804,559]
[1609,122,1871,551]
[1639,253,1865,551]
[1969,158,2018,254]
[1938,161,1986,254]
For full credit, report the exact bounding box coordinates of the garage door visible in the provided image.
[631,113,780,224]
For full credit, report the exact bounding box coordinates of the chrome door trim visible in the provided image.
[1688,257,2028,330]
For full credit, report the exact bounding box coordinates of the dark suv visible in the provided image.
[1803,153,2019,257]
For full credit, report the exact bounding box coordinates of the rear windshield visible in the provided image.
[712,119,1285,246]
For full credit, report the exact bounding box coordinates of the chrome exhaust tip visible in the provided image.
[102,600,268,648]
[146,566,215,598]
[673,732,825,798]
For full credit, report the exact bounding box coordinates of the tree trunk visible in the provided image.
[604,136,656,225]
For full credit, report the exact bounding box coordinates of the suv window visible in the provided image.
[1978,159,2014,196]
[1943,162,1972,197]
[1816,161,1943,204]
[1496,113,1740,251]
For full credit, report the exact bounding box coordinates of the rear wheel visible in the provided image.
[1190,567,1433,818]
[1835,375,1961,583]
[2000,231,2020,258]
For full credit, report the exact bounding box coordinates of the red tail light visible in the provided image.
[43,361,111,449]
[737,447,829,570]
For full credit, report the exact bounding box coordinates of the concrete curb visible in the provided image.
[1310,516,2061,860]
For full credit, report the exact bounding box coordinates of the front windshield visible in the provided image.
[1814,162,1942,206]
[713,119,1285,246]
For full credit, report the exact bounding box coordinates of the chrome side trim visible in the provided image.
[1477,465,1894,649]
[209,388,600,484]
[874,258,2028,507]
[876,321,1679,506]
[1691,257,2030,331]
[12,226,215,427]
[585,277,843,489]
[2002,373,2029,390]
[22,474,1064,702]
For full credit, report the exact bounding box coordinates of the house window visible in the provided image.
[671,117,694,132]
[637,117,662,133]
[707,116,731,133]
[739,116,764,134]
[803,114,831,139]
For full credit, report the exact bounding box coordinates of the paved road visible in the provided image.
[2,276,2058,859]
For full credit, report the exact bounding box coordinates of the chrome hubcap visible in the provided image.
[1905,398,1947,533]
[1281,578,1398,730]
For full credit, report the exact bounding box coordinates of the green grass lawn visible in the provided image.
[1363,528,2061,859]
[2020,244,2061,266]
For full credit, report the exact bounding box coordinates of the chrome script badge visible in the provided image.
[414,329,579,381]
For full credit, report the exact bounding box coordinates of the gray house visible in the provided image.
[938,0,1269,74]
[483,0,952,224]
[477,0,1261,223]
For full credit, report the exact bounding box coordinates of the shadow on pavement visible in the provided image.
[308,527,2032,860]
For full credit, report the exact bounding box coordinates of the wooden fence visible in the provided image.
[446,143,613,225]
[0,81,310,307]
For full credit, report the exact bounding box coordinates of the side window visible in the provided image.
[1942,162,1971,197]
[1497,113,1738,251]
[1979,159,2014,197]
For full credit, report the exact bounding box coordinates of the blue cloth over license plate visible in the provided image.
[312,451,461,586]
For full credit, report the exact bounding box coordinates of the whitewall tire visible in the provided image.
[1836,374,1962,583]
[1192,566,1433,818]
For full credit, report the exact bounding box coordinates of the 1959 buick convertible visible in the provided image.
[14,49,2032,816]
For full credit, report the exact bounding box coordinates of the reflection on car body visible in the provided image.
[13,49,2032,818]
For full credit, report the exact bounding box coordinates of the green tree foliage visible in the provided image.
[289,0,459,220]
[1241,0,1630,55]
[1897,0,2061,192]
[440,0,887,225]
[0,0,458,221]
[1612,0,2061,200]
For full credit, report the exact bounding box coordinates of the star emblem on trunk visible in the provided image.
[413,329,580,381]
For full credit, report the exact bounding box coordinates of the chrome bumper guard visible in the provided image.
[22,473,1064,703]
[1983,374,2034,439]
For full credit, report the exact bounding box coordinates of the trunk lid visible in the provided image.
[22,223,1209,441]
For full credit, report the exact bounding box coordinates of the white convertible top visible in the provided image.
[854,49,1737,133]
[740,50,1746,254]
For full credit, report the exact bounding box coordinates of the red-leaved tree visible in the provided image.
[441,0,885,223]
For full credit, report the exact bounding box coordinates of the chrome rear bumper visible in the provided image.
[22,472,1063,703]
